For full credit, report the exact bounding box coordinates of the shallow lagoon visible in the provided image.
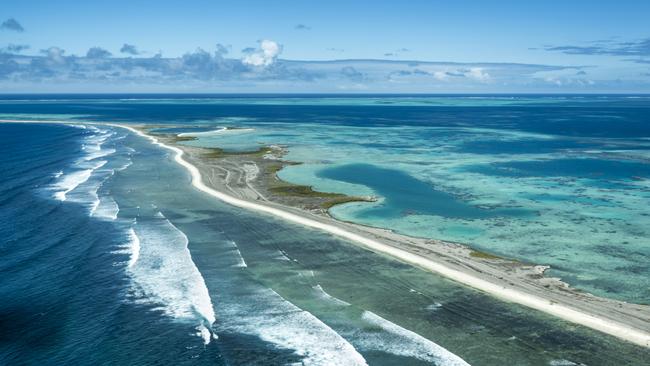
[318,163,534,219]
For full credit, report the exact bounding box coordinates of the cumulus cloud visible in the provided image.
[86,47,112,58]
[426,67,490,81]
[295,24,311,30]
[432,71,448,80]
[40,47,66,64]
[120,44,140,55]
[1,18,24,32]
[242,40,282,67]
[466,67,490,81]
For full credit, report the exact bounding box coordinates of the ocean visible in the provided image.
[1,95,649,365]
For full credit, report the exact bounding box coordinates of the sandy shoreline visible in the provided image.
[2,119,650,348]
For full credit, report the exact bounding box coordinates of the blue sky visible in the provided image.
[1,0,649,92]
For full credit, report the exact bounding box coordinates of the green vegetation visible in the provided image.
[469,250,503,260]
[266,161,300,175]
[321,196,370,209]
[202,146,274,159]
[170,135,197,142]
[265,162,372,210]
[269,184,342,197]
[269,184,371,210]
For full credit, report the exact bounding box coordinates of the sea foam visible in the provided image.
[231,248,248,268]
[51,126,117,202]
[127,227,140,268]
[126,212,216,344]
[312,284,351,307]
[220,286,368,365]
[91,194,120,220]
[305,284,467,365]
[358,311,470,366]
[52,160,107,201]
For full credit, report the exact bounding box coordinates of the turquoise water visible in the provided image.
[463,158,650,180]
[142,97,650,304]
[317,163,533,219]
[181,123,650,303]
[2,121,649,365]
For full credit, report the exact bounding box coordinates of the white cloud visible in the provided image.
[242,40,282,67]
[1,51,602,92]
[467,67,490,81]
[42,47,66,64]
[432,71,448,80]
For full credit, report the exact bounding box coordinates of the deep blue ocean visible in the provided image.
[1,95,649,365]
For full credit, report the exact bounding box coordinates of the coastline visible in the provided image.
[3,119,650,348]
[129,123,650,348]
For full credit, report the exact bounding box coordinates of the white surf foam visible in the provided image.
[426,303,444,311]
[232,248,247,268]
[115,159,133,171]
[85,147,116,161]
[52,160,107,201]
[82,130,116,161]
[127,227,140,268]
[50,126,118,202]
[126,212,216,344]
[221,286,367,365]
[50,126,132,223]
[274,249,292,261]
[312,284,351,307]
[549,360,579,366]
[196,324,215,345]
[358,311,470,366]
[91,194,120,220]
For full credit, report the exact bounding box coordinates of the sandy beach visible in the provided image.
[3,119,650,348]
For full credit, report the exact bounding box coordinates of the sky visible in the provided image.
[1,0,649,93]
